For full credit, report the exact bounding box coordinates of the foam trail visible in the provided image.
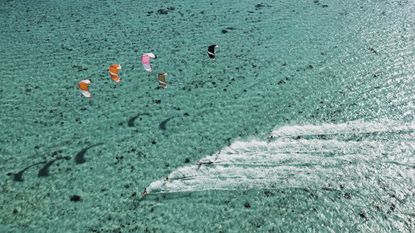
[270,120,415,138]
[145,120,415,194]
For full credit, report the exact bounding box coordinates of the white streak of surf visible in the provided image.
[270,120,415,138]
[145,120,415,194]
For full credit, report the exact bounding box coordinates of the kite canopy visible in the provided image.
[208,45,219,59]
[79,79,92,98]
[108,64,122,83]
[158,72,167,88]
[141,53,156,72]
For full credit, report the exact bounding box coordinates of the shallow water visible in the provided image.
[0,0,414,232]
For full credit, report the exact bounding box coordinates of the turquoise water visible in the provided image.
[1,0,414,232]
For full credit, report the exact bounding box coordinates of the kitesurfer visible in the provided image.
[141,188,148,197]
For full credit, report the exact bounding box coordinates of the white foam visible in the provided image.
[145,120,415,194]
[270,120,415,138]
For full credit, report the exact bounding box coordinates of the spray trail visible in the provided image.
[144,120,415,195]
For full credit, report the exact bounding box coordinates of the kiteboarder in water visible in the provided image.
[208,45,219,60]
[141,188,148,197]
[141,52,157,73]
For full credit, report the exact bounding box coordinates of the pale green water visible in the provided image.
[0,0,414,232]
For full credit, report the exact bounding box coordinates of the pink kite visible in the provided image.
[141,52,156,73]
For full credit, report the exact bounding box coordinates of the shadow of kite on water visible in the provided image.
[7,143,104,182]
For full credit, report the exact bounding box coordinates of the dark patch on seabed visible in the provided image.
[70,195,82,202]
[157,7,175,15]
[255,3,270,10]
[312,0,328,8]
[222,27,236,34]
[72,65,88,72]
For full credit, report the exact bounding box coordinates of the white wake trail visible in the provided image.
[145,120,415,194]
[270,120,415,138]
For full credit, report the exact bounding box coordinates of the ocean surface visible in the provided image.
[1,0,414,232]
